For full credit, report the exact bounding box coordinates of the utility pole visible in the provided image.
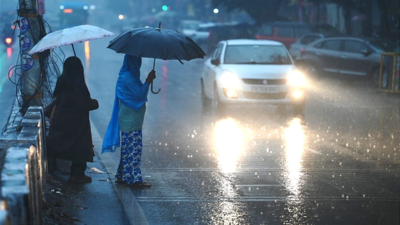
[18,0,43,108]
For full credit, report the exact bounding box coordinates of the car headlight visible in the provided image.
[220,70,241,88]
[288,70,306,87]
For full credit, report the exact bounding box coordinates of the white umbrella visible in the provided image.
[29,24,115,56]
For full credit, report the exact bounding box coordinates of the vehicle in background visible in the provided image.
[207,23,256,54]
[297,37,395,84]
[59,2,89,29]
[190,23,215,44]
[256,22,341,49]
[177,20,201,36]
[289,33,339,60]
[201,39,306,114]
[0,12,16,48]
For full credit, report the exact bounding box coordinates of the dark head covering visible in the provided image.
[54,56,90,97]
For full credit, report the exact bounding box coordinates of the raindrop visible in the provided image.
[339,162,342,166]
[191,135,194,138]
[342,186,345,188]
[255,172,257,175]
[367,149,370,153]
[346,196,349,200]
[332,175,335,178]
[363,194,365,198]
[260,212,263,215]
[174,153,177,155]
[342,194,345,198]
[165,143,168,146]
[159,143,161,145]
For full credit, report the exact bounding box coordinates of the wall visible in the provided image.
[0,100,46,225]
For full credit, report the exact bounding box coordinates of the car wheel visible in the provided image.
[201,81,211,108]
[214,84,226,112]
[293,101,305,115]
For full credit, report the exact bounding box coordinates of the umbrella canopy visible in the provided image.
[29,24,115,55]
[107,23,205,94]
[107,25,205,62]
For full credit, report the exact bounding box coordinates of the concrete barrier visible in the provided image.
[0,104,46,225]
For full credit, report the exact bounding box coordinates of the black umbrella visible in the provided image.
[107,22,206,94]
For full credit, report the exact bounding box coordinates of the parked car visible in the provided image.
[201,39,306,113]
[177,20,201,36]
[297,37,395,83]
[207,23,257,54]
[289,33,338,59]
[256,22,341,49]
[190,23,215,44]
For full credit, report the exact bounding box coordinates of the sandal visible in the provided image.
[115,178,126,184]
[127,182,152,188]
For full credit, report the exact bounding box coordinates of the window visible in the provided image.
[301,35,320,45]
[344,41,367,53]
[313,41,324,48]
[224,45,292,65]
[211,45,223,60]
[322,41,341,51]
[277,27,293,38]
[260,25,273,36]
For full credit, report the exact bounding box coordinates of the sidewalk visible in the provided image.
[43,122,148,225]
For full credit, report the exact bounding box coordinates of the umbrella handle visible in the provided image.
[151,82,161,94]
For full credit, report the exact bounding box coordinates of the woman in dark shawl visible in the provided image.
[47,56,99,183]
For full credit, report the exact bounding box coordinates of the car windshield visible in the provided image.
[368,39,395,52]
[224,45,292,65]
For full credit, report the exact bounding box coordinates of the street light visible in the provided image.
[213,8,219,14]
[119,14,124,20]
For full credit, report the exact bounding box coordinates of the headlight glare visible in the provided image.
[288,70,306,87]
[220,71,240,88]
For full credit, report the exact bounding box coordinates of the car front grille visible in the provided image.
[242,79,287,85]
[243,92,288,100]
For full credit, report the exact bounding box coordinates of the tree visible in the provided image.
[211,0,289,25]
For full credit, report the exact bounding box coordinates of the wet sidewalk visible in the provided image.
[44,122,148,225]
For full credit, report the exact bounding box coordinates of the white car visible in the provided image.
[201,39,306,113]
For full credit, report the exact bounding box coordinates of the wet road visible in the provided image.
[86,37,399,224]
[1,35,399,224]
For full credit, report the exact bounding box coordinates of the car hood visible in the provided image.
[219,64,295,79]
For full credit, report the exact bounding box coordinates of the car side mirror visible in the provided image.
[360,49,369,56]
[211,58,220,66]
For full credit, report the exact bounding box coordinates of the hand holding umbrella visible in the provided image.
[145,70,157,86]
